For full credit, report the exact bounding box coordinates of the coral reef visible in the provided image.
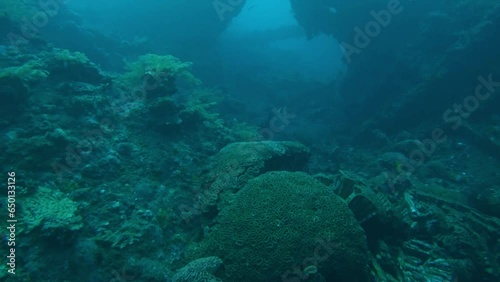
[1,1,498,281]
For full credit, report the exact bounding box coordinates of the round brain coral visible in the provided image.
[189,171,370,282]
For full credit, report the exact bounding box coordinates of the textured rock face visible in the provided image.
[211,141,311,174]
[190,171,370,282]
[193,141,311,217]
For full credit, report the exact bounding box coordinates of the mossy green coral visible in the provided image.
[189,171,369,282]
[0,60,49,84]
[178,87,226,133]
[48,49,90,65]
[0,49,93,84]
[119,53,201,90]
[20,186,82,236]
[0,0,37,24]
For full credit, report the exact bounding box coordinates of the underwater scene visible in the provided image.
[0,0,499,281]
